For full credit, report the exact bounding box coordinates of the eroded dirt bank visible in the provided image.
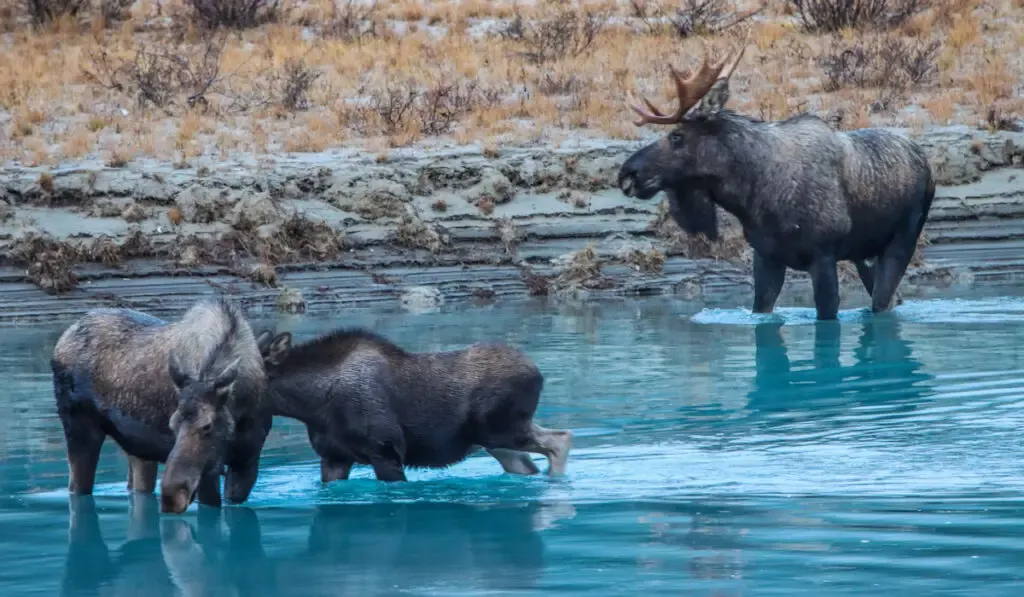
[0,126,1022,323]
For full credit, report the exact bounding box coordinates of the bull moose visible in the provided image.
[617,41,935,320]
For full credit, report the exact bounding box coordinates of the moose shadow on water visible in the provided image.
[744,316,936,431]
[61,494,560,596]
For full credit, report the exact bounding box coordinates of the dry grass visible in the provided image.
[0,0,1021,165]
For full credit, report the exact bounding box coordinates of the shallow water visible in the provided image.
[3,295,1024,596]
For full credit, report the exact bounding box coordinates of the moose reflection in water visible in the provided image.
[745,317,935,426]
[61,495,565,596]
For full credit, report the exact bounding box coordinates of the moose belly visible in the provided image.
[104,409,176,463]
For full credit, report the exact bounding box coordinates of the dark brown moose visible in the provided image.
[617,39,935,320]
[255,328,573,482]
[51,298,272,514]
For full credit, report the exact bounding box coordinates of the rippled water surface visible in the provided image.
[3,295,1024,596]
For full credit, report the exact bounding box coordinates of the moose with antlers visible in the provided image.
[617,40,935,320]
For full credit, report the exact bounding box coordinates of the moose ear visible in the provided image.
[255,329,274,355]
[268,332,292,364]
[694,80,730,117]
[168,352,191,390]
[213,357,241,395]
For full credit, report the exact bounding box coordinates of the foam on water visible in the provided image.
[690,297,1024,326]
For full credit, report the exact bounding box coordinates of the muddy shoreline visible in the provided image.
[0,125,1022,323]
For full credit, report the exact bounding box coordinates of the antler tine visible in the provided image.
[628,40,739,127]
[627,88,682,126]
[717,34,749,83]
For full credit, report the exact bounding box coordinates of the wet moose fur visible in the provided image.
[51,298,272,514]
[256,328,573,482]
[617,40,935,320]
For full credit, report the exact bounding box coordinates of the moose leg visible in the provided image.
[369,450,407,482]
[224,454,260,504]
[487,448,541,476]
[367,430,407,482]
[752,252,787,314]
[62,418,106,495]
[871,233,918,314]
[224,416,272,504]
[809,255,840,320]
[127,455,158,494]
[488,424,573,476]
[854,259,875,296]
[320,459,353,483]
[195,470,222,509]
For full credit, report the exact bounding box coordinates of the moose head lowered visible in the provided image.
[255,328,573,483]
[51,298,272,514]
[617,39,935,320]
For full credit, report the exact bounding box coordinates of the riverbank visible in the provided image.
[0,124,1022,323]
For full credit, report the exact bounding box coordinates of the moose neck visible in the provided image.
[265,374,324,428]
[681,114,790,229]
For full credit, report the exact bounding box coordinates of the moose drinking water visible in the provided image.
[51,298,272,514]
[617,40,935,320]
[256,328,573,482]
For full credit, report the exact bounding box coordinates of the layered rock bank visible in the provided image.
[0,126,1022,322]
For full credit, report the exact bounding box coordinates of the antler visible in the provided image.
[628,40,748,127]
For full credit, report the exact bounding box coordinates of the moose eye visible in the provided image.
[199,422,215,435]
[668,131,684,147]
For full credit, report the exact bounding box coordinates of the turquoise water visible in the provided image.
[2,296,1024,595]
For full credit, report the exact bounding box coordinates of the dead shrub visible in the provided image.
[187,0,280,29]
[274,58,322,111]
[393,214,451,254]
[84,32,235,115]
[303,0,379,40]
[360,72,496,136]
[8,233,81,294]
[229,211,346,264]
[622,247,666,273]
[630,0,763,37]
[790,0,927,32]
[818,36,940,92]
[85,236,123,267]
[21,0,88,25]
[98,0,133,25]
[418,79,484,135]
[499,2,609,64]
[550,245,615,295]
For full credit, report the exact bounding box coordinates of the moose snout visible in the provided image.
[160,480,198,514]
[618,168,637,197]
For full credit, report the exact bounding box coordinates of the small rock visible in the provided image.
[400,285,444,313]
[468,168,514,204]
[329,179,411,220]
[676,278,702,300]
[576,156,619,190]
[276,287,307,314]
[175,185,238,224]
[133,176,174,203]
[121,203,148,223]
[231,192,279,230]
[177,245,203,268]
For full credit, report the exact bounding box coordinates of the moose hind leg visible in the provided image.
[368,436,407,482]
[871,238,918,314]
[487,448,540,476]
[321,459,353,483]
[489,424,573,476]
[126,455,158,494]
[854,259,875,297]
[752,252,787,314]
